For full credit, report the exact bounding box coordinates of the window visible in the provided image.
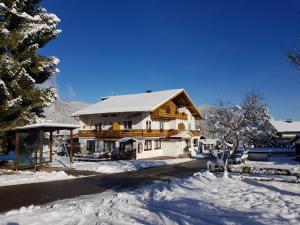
[159,121,164,131]
[155,140,161,149]
[146,121,152,131]
[144,140,152,151]
[87,140,95,152]
[193,139,199,147]
[124,121,132,130]
[104,141,115,152]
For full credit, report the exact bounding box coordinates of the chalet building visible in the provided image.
[72,89,203,159]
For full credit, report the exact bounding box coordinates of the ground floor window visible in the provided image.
[87,140,95,152]
[145,140,152,151]
[193,139,199,147]
[154,140,161,149]
[104,141,115,152]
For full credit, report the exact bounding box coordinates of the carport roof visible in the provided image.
[6,123,79,133]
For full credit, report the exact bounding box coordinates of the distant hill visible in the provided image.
[196,104,215,138]
[43,100,90,125]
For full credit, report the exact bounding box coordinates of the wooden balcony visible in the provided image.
[150,111,188,120]
[78,129,202,139]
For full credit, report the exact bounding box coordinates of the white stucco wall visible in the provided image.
[79,112,145,130]
[78,108,196,132]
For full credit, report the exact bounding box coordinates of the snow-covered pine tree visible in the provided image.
[0,0,61,133]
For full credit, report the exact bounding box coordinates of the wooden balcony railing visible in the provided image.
[78,129,202,139]
[150,111,188,120]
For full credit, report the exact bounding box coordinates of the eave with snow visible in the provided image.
[270,120,300,139]
[72,89,203,159]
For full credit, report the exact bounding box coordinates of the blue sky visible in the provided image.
[41,0,300,120]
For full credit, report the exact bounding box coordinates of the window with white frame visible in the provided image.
[193,139,199,147]
[159,121,164,131]
[124,121,132,130]
[146,120,152,131]
[144,140,152,151]
[154,140,161,149]
[104,141,115,152]
[87,140,95,152]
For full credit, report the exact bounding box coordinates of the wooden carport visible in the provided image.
[6,123,79,170]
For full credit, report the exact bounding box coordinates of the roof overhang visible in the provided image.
[150,89,203,119]
[6,123,80,133]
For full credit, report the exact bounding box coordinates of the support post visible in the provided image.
[49,131,53,162]
[15,133,20,170]
[34,142,37,172]
[39,130,44,167]
[70,129,73,163]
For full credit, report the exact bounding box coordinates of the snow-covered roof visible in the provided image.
[199,139,217,145]
[171,131,194,139]
[72,89,202,117]
[7,123,79,132]
[270,120,300,133]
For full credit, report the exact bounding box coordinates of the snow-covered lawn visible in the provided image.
[234,157,300,173]
[52,156,193,174]
[0,170,75,187]
[1,172,299,225]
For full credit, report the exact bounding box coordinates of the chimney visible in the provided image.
[101,96,109,101]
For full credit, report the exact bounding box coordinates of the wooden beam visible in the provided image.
[34,142,37,170]
[39,130,44,167]
[15,133,20,170]
[49,131,53,162]
[70,129,73,163]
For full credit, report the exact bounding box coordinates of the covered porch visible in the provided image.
[118,137,144,160]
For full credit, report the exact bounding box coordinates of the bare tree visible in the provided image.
[205,92,273,175]
[288,48,300,71]
[288,44,300,83]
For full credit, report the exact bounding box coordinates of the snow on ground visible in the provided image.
[1,171,299,225]
[0,170,75,187]
[51,156,193,174]
[240,157,300,173]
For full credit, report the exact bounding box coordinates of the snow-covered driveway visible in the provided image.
[1,171,299,225]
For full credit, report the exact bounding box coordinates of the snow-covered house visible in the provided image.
[72,89,203,159]
[270,120,300,148]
